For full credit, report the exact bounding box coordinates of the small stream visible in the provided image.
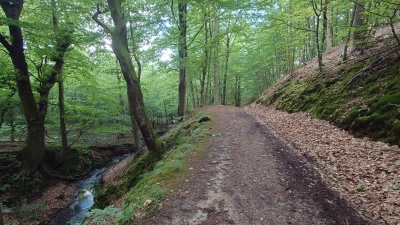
[42,154,127,225]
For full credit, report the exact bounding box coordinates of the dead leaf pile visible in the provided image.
[246,103,400,225]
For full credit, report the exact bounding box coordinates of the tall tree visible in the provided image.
[176,0,188,117]
[213,5,220,105]
[93,0,164,157]
[0,0,72,172]
[352,1,365,53]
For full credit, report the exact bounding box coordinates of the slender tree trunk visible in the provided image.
[177,0,187,117]
[57,69,69,163]
[94,0,163,157]
[200,12,208,107]
[352,2,365,53]
[213,6,220,105]
[189,80,196,109]
[326,5,333,50]
[222,33,230,105]
[312,0,324,72]
[343,6,357,61]
[10,120,15,142]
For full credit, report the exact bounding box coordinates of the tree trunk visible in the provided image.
[189,80,196,109]
[222,33,230,105]
[343,5,357,61]
[200,13,209,107]
[312,0,324,72]
[99,0,163,157]
[177,0,187,117]
[326,5,333,50]
[352,2,365,53]
[213,6,220,105]
[10,120,15,142]
[127,24,141,152]
[57,69,69,163]
[0,1,46,172]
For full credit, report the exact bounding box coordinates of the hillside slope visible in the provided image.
[256,23,400,146]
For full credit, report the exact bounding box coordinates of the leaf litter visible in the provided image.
[246,103,400,225]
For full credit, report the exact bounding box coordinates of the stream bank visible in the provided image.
[0,143,133,225]
[40,154,128,225]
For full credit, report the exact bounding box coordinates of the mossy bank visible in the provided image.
[257,39,400,145]
[81,110,211,224]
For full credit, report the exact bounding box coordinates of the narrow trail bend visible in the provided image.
[140,106,369,225]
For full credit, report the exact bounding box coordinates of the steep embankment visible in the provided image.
[257,24,400,146]
[251,24,400,224]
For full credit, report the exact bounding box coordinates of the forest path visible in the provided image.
[139,106,368,225]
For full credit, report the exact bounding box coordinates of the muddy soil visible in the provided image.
[138,106,370,225]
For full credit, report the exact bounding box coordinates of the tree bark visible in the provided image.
[177,0,187,117]
[222,32,230,105]
[213,6,220,105]
[326,4,333,50]
[189,80,196,109]
[57,69,69,163]
[0,1,46,172]
[352,2,365,53]
[343,5,357,61]
[200,12,209,107]
[95,0,164,157]
[312,0,324,72]
[128,21,141,152]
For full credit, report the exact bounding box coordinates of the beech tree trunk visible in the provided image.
[0,1,45,172]
[326,5,333,50]
[177,0,187,117]
[57,70,69,163]
[352,2,365,53]
[95,0,164,157]
[200,12,209,107]
[213,6,220,105]
[222,33,230,105]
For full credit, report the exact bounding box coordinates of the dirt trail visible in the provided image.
[140,106,369,225]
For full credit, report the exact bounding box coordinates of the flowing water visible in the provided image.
[41,154,127,225]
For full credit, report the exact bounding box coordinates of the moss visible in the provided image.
[121,151,158,190]
[87,111,211,223]
[93,185,122,209]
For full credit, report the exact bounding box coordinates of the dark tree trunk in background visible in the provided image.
[352,2,365,53]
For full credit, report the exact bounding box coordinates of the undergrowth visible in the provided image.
[83,111,211,224]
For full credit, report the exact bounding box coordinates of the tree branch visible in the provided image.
[92,4,112,34]
[0,33,11,52]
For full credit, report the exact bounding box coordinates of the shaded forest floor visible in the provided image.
[136,106,372,225]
